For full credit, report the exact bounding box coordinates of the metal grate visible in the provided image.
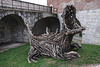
[0,0,52,13]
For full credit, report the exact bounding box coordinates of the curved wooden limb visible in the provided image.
[27,46,40,63]
[66,27,85,35]
[70,43,82,51]
[64,51,80,60]
[31,59,38,63]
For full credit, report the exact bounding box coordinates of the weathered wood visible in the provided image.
[25,5,85,63]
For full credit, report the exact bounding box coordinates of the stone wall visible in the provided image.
[0,9,57,43]
[48,0,100,13]
[57,9,100,45]
[0,14,27,43]
[0,21,11,43]
[48,0,100,45]
[76,9,100,45]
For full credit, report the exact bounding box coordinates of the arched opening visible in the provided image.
[32,17,60,36]
[0,14,26,44]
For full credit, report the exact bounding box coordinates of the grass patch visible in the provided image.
[0,43,100,67]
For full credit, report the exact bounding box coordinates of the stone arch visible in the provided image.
[0,14,28,43]
[32,17,60,36]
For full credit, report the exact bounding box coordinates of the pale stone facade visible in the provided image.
[48,0,100,45]
[76,9,100,45]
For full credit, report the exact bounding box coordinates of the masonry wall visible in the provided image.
[48,0,100,12]
[0,14,27,43]
[76,9,100,45]
[0,9,57,43]
[57,9,100,45]
[48,0,100,45]
[0,21,11,43]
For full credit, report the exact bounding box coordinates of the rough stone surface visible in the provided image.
[76,9,100,45]
[0,21,11,43]
[48,0,100,45]
[57,9,100,45]
[0,10,56,43]
[47,0,100,13]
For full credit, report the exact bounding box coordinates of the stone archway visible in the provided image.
[32,17,60,36]
[0,14,26,43]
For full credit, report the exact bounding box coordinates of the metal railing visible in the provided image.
[0,0,52,13]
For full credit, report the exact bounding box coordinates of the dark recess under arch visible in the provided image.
[32,17,60,36]
[0,14,26,43]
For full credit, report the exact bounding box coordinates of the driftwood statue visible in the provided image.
[25,5,85,63]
